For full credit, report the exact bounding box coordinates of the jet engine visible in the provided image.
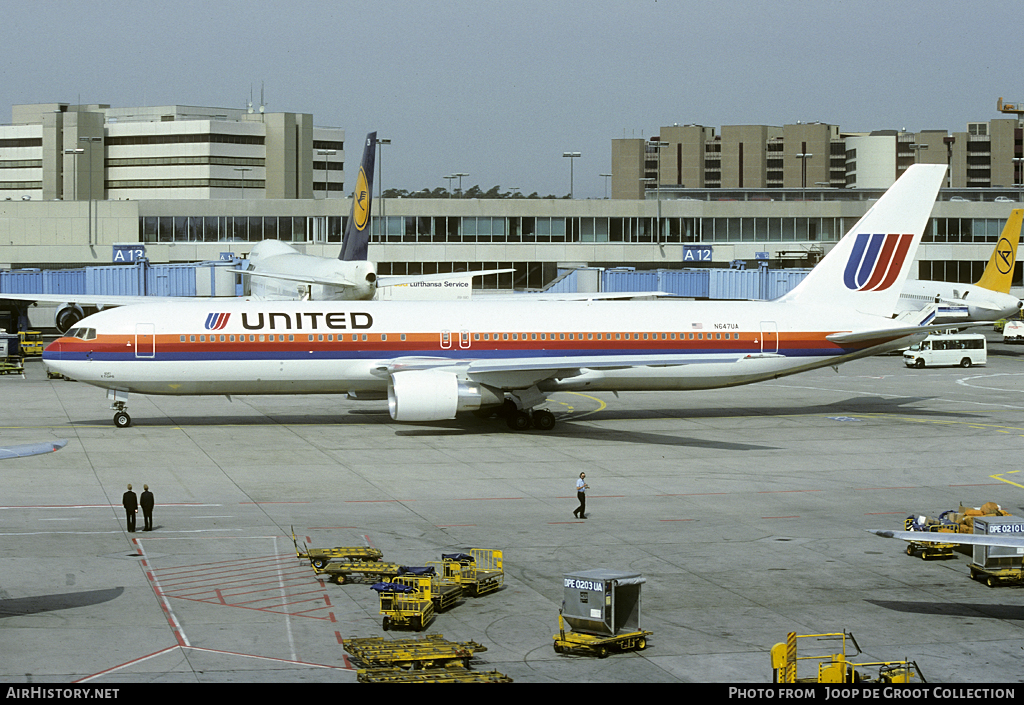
[55,304,86,334]
[388,370,503,421]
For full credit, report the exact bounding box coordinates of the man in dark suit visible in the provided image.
[122,484,138,533]
[140,484,154,531]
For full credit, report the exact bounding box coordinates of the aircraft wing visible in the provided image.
[868,529,1024,549]
[233,269,362,288]
[382,353,747,389]
[376,269,515,288]
[0,439,67,459]
[0,293,199,307]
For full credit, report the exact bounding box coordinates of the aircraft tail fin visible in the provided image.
[339,132,377,262]
[974,208,1021,293]
[782,164,947,318]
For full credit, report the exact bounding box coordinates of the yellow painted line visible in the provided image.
[559,392,607,420]
[990,470,1024,489]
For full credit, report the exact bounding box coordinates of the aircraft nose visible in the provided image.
[42,339,62,361]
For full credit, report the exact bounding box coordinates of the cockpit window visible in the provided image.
[65,328,97,340]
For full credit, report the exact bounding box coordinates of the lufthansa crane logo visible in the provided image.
[995,236,1014,275]
[843,233,913,291]
[353,167,370,231]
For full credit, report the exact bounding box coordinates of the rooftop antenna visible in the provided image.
[260,81,266,120]
[247,84,254,114]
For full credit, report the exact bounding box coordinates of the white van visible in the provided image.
[1003,320,1024,344]
[903,333,987,368]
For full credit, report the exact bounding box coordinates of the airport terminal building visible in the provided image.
[1,102,1022,291]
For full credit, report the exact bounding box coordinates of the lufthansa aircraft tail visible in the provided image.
[974,209,1022,294]
[339,131,377,262]
[782,164,947,317]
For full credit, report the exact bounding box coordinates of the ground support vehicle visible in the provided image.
[968,514,1024,587]
[292,527,383,568]
[903,333,986,368]
[356,665,512,683]
[0,332,23,374]
[344,634,487,669]
[0,357,24,375]
[313,560,403,584]
[771,631,925,683]
[18,331,43,357]
[903,515,960,560]
[373,577,435,631]
[433,549,504,597]
[968,564,1024,587]
[553,569,651,658]
[552,609,651,658]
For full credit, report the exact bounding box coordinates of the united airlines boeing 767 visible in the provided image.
[44,165,952,431]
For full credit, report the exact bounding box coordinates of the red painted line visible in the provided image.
[756,490,824,494]
[323,594,332,607]
[335,631,344,644]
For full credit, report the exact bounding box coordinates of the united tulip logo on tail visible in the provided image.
[843,233,914,291]
[205,313,230,330]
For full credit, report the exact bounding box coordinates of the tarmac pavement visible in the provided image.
[1,332,1023,684]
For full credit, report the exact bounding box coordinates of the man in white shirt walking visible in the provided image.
[573,472,589,519]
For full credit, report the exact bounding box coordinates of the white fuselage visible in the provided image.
[44,297,920,399]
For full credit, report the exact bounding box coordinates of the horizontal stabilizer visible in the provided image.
[0,439,67,459]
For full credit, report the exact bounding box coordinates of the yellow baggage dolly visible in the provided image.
[770,631,925,683]
[357,666,512,683]
[432,549,504,597]
[292,527,383,568]
[371,576,435,631]
[344,634,488,670]
[313,559,404,585]
[552,569,651,658]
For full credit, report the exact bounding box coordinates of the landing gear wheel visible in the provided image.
[506,410,532,431]
[532,409,556,431]
[113,411,132,428]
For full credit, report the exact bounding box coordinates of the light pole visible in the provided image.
[562,152,580,199]
[234,167,252,200]
[316,149,336,199]
[794,151,812,200]
[79,136,102,246]
[454,172,469,198]
[443,175,457,197]
[377,139,391,239]
[63,148,83,201]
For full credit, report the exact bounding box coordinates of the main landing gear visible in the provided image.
[502,403,557,432]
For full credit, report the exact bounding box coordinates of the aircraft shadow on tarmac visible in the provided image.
[0,587,124,618]
[64,394,978,439]
[865,600,1024,620]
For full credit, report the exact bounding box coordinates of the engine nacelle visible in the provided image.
[388,370,503,422]
[55,304,86,334]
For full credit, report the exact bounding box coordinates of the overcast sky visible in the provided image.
[2,0,1020,199]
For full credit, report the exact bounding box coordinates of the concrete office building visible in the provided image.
[1,103,344,202]
[613,118,1023,198]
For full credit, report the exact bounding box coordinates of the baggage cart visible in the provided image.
[313,559,403,584]
[292,527,383,568]
[902,514,960,560]
[344,634,488,671]
[434,549,503,597]
[404,566,462,611]
[552,569,651,658]
[770,631,925,683]
[18,331,43,357]
[371,577,435,632]
[968,515,1024,587]
[357,666,512,683]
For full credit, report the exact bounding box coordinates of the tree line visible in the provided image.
[381,185,568,199]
